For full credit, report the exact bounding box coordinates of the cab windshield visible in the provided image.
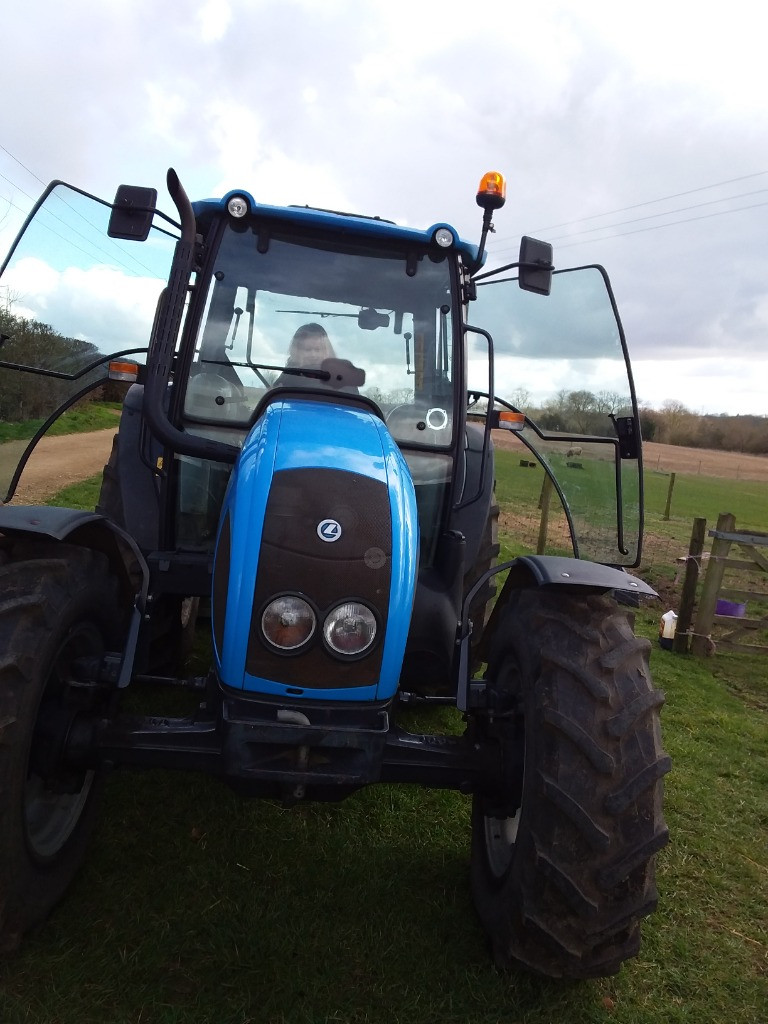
[181,225,456,452]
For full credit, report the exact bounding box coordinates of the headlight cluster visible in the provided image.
[261,595,377,658]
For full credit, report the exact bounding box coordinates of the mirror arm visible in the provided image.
[472,259,554,283]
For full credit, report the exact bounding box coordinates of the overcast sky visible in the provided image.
[1,0,766,416]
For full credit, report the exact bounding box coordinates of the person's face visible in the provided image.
[294,334,328,367]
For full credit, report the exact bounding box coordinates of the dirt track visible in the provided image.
[9,429,116,505]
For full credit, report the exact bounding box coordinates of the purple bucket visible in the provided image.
[716,599,746,617]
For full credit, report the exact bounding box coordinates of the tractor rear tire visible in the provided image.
[470,588,670,978]
[0,543,122,952]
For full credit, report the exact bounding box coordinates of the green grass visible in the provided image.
[494,448,768,536]
[0,401,121,443]
[2,455,766,1022]
[1,615,766,1024]
[44,475,104,511]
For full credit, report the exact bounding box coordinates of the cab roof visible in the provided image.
[192,190,482,266]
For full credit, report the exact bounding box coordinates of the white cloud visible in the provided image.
[3,256,166,353]
[1,0,767,415]
[197,0,232,42]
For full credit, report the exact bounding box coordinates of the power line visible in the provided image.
[489,186,768,258]
[550,188,768,242]
[553,200,768,251]
[530,169,768,234]
[0,171,38,205]
[0,142,46,188]
[0,144,168,278]
[491,169,768,251]
[489,185,768,262]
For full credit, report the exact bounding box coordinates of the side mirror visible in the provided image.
[108,185,158,241]
[519,236,553,296]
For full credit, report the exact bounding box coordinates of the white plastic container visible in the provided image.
[659,610,678,650]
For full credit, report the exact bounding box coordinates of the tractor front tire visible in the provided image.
[471,588,670,979]
[0,543,122,952]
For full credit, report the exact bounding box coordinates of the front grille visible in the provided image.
[246,467,392,687]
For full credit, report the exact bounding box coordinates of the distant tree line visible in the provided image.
[0,306,124,423]
[529,388,632,436]
[518,389,768,456]
[638,399,768,455]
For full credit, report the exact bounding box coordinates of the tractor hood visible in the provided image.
[211,394,419,703]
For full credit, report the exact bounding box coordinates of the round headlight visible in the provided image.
[227,195,249,218]
[434,227,454,248]
[261,596,316,651]
[323,602,377,657]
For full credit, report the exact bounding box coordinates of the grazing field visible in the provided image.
[642,440,768,482]
[493,432,768,483]
[490,437,768,571]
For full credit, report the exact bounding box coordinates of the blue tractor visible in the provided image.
[0,170,669,976]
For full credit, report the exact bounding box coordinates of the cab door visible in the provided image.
[0,182,174,502]
[469,265,643,566]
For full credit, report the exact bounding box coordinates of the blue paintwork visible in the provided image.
[212,397,419,702]
[192,191,481,266]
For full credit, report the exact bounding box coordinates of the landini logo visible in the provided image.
[316,519,342,542]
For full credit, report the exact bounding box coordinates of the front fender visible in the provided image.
[0,505,105,540]
[469,554,656,670]
[509,554,656,596]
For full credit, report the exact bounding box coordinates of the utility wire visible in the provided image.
[489,187,768,258]
[540,200,768,253]
[494,168,768,244]
[0,142,46,187]
[0,170,38,204]
[547,188,768,243]
[0,143,170,277]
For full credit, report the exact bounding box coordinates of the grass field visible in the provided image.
[492,447,768,574]
[1,455,766,1022]
[0,401,121,443]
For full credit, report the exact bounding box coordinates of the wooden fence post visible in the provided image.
[537,475,553,554]
[663,472,676,521]
[691,512,735,656]
[674,517,706,653]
